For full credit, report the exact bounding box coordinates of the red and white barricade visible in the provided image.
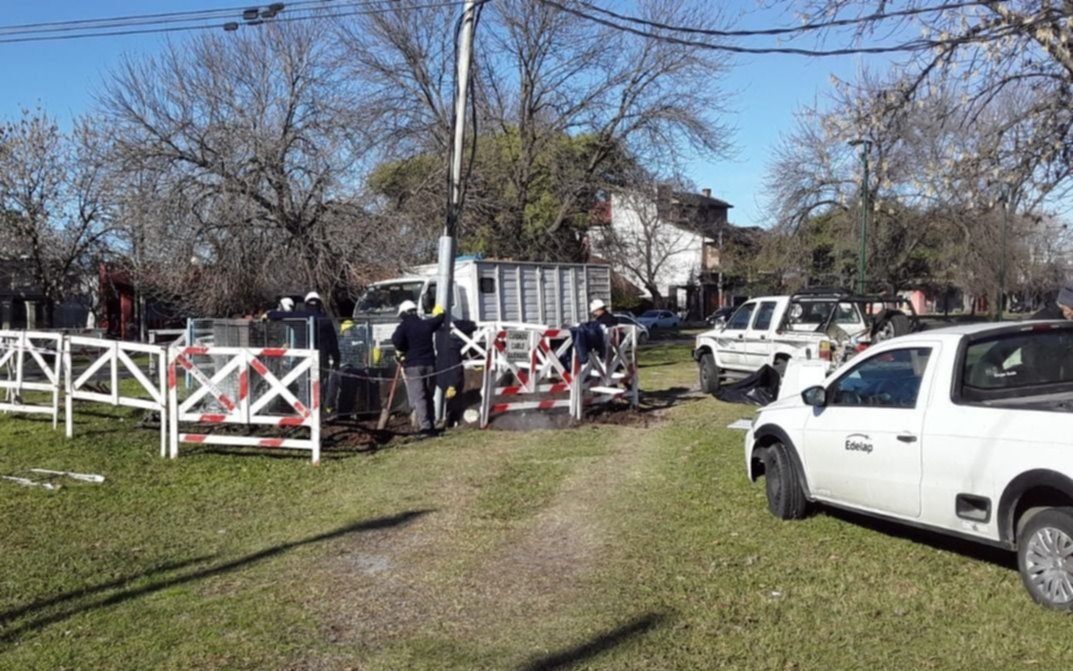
[572,325,639,419]
[0,330,64,428]
[64,337,169,456]
[479,326,575,427]
[167,345,321,463]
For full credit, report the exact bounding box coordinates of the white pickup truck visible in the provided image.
[745,321,1073,609]
[694,293,869,394]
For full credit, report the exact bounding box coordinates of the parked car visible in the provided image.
[637,310,680,331]
[706,307,736,329]
[745,321,1073,609]
[613,313,649,342]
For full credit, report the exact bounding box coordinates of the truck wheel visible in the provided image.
[1017,507,1073,610]
[762,443,809,520]
[871,311,910,342]
[698,352,721,395]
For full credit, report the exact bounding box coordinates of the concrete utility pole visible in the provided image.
[848,139,872,294]
[434,0,479,420]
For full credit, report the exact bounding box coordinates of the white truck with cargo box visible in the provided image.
[745,321,1073,609]
[353,259,612,346]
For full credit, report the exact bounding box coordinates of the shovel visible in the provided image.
[377,364,403,430]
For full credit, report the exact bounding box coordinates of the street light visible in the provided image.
[848,139,873,294]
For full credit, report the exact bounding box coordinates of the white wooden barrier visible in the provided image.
[167,345,321,463]
[479,326,575,428]
[0,330,64,428]
[573,324,639,418]
[64,336,168,456]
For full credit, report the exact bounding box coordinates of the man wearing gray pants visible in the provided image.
[390,300,446,438]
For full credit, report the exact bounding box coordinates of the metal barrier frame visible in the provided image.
[0,330,64,428]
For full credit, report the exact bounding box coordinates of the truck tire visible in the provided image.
[871,311,910,343]
[1017,507,1073,610]
[762,443,809,520]
[698,352,721,395]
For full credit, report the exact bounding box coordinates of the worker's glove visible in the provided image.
[431,304,446,317]
[446,385,457,400]
[396,354,405,365]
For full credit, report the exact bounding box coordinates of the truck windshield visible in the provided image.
[354,282,424,316]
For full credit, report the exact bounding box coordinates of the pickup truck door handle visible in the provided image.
[897,433,918,443]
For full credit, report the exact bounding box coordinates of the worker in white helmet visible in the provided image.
[589,298,616,328]
[391,299,446,438]
[304,291,341,412]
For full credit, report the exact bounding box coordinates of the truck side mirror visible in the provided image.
[801,385,827,407]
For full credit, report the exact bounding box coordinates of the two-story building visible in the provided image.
[593,185,753,319]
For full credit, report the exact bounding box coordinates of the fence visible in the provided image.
[0,330,64,428]
[64,336,168,456]
[167,345,321,463]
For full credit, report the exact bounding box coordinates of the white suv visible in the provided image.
[745,321,1073,609]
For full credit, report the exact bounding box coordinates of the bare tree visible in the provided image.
[340,0,733,260]
[101,21,386,316]
[0,110,114,323]
[785,0,1073,209]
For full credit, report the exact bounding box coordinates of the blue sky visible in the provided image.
[0,1,890,229]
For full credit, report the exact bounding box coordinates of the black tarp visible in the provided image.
[714,364,781,406]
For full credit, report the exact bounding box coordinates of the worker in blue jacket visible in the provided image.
[391,300,446,438]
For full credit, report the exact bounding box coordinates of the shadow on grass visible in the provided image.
[518,612,669,671]
[639,386,701,413]
[0,509,432,644]
[821,507,1017,570]
[0,555,216,624]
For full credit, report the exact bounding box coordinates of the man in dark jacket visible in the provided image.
[589,298,617,328]
[1033,283,1073,320]
[391,300,446,437]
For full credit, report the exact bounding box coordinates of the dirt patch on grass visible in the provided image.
[299,424,660,667]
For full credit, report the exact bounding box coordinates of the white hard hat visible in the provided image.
[279,297,294,311]
[304,291,322,304]
[589,298,607,313]
[397,300,418,315]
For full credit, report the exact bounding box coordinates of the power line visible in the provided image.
[0,1,333,35]
[0,1,468,45]
[576,1,986,40]
[538,0,1026,57]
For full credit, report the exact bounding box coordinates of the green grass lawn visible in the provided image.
[0,342,1068,670]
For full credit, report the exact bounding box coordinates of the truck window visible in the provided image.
[424,283,436,313]
[752,301,777,331]
[354,282,423,317]
[963,331,1073,396]
[830,348,932,408]
[726,303,755,330]
[833,302,860,324]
